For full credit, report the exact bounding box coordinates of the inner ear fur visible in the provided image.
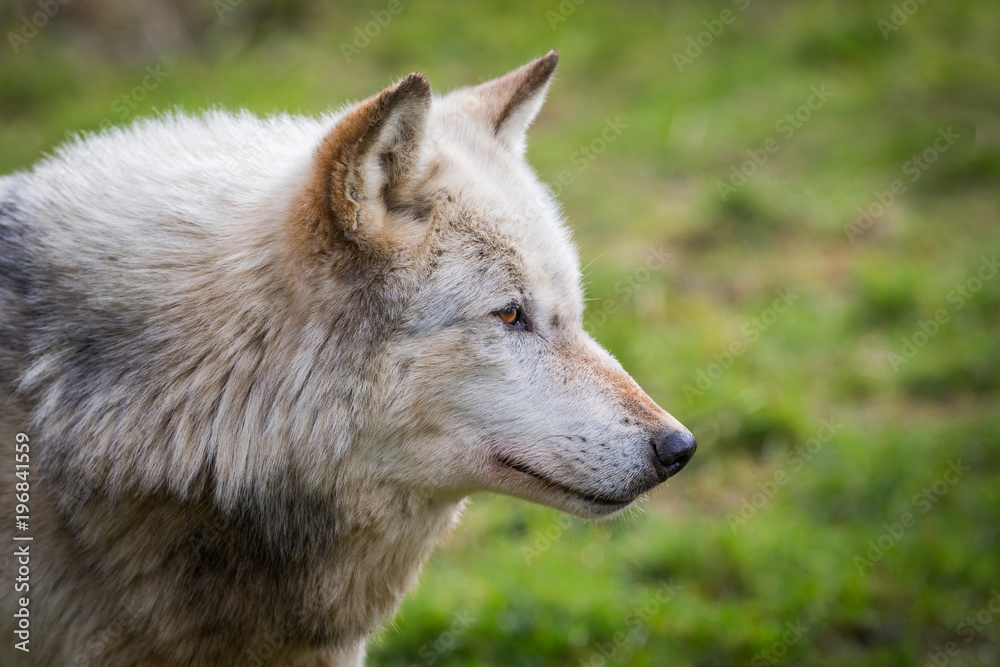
[298,72,431,253]
[457,50,558,154]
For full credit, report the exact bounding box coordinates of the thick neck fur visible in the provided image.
[15,236,459,663]
[2,112,459,664]
[51,470,462,665]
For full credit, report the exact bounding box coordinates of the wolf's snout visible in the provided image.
[651,427,697,479]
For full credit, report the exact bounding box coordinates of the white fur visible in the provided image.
[0,54,694,666]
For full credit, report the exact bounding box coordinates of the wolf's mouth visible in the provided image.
[495,454,637,507]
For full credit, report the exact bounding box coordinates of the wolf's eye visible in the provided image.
[495,304,522,326]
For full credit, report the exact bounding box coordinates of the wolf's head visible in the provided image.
[288,52,695,519]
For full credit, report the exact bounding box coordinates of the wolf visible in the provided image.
[0,51,696,666]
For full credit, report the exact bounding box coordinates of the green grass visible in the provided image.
[2,0,999,664]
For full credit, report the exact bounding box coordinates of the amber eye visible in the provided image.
[495,304,521,326]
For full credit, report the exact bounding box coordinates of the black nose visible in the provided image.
[652,427,697,478]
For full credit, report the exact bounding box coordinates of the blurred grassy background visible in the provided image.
[2,0,998,665]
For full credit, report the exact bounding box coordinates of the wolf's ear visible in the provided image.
[300,72,431,252]
[459,50,558,154]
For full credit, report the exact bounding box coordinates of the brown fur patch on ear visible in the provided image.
[293,73,431,254]
[492,51,559,134]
